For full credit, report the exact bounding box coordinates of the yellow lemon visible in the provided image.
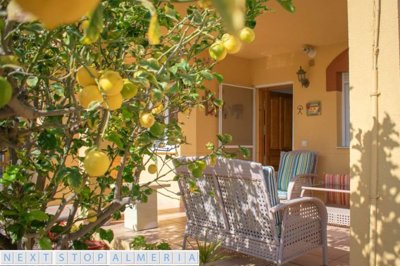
[15,0,100,29]
[239,27,255,43]
[209,40,227,61]
[76,66,98,87]
[151,103,164,115]
[0,77,12,108]
[78,85,103,109]
[83,149,110,177]
[87,210,97,223]
[121,79,139,100]
[139,113,155,129]
[148,164,157,174]
[221,33,242,54]
[98,71,124,96]
[103,93,123,111]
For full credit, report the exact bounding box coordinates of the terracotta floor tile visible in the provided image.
[327,247,350,261]
[102,211,350,266]
[291,253,326,266]
[328,259,350,266]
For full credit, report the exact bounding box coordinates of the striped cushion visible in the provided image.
[277,151,317,191]
[277,190,288,200]
[262,166,282,232]
[324,174,350,206]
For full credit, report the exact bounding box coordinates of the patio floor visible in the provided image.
[102,209,350,266]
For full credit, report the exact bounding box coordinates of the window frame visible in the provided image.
[341,72,350,148]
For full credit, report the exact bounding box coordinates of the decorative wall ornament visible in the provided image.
[297,105,304,115]
[306,101,321,116]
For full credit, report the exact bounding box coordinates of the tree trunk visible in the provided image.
[0,234,17,250]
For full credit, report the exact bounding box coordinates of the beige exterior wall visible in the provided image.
[180,44,350,177]
[180,55,253,156]
[182,44,351,176]
[348,1,400,265]
[251,43,350,176]
[140,154,181,210]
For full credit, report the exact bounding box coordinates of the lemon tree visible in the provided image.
[0,0,293,250]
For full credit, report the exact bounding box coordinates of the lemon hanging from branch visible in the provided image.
[14,0,100,29]
[83,149,110,177]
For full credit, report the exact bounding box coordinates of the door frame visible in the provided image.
[256,82,294,164]
[219,83,256,161]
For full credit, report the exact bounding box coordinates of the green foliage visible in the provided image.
[0,0,281,249]
[276,0,295,13]
[39,237,53,250]
[130,235,171,250]
[189,233,228,266]
[98,228,114,243]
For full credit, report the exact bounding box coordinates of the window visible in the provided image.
[219,84,255,160]
[341,72,350,147]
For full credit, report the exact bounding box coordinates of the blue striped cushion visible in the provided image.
[262,166,282,232]
[277,190,288,200]
[277,151,317,191]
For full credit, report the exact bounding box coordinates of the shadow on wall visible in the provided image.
[351,113,400,265]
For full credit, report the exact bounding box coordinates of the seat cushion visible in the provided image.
[277,190,288,200]
[324,173,350,206]
[262,166,282,234]
[277,151,317,191]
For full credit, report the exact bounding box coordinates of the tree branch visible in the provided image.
[45,193,76,232]
[0,233,17,250]
[5,97,79,120]
[66,197,131,242]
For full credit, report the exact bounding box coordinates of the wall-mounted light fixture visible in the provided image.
[297,66,310,88]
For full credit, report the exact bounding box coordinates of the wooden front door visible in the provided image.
[260,88,293,169]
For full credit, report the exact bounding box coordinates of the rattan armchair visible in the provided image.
[276,150,318,200]
[175,157,328,266]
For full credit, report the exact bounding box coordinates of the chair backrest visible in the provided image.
[175,157,280,244]
[277,150,317,191]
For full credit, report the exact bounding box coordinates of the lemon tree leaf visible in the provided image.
[200,70,214,80]
[0,55,20,67]
[98,228,114,243]
[213,73,224,83]
[211,0,245,34]
[105,132,124,150]
[65,167,82,191]
[39,237,52,250]
[81,5,104,45]
[276,0,295,13]
[148,13,161,45]
[28,210,49,222]
[139,0,161,45]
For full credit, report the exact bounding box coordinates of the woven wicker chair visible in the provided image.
[276,150,318,200]
[175,157,328,266]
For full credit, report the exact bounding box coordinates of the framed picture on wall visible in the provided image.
[306,101,321,116]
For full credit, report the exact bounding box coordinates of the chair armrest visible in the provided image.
[271,197,328,260]
[287,173,318,199]
[270,197,326,214]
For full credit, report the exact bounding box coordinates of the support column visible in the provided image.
[348,1,400,266]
